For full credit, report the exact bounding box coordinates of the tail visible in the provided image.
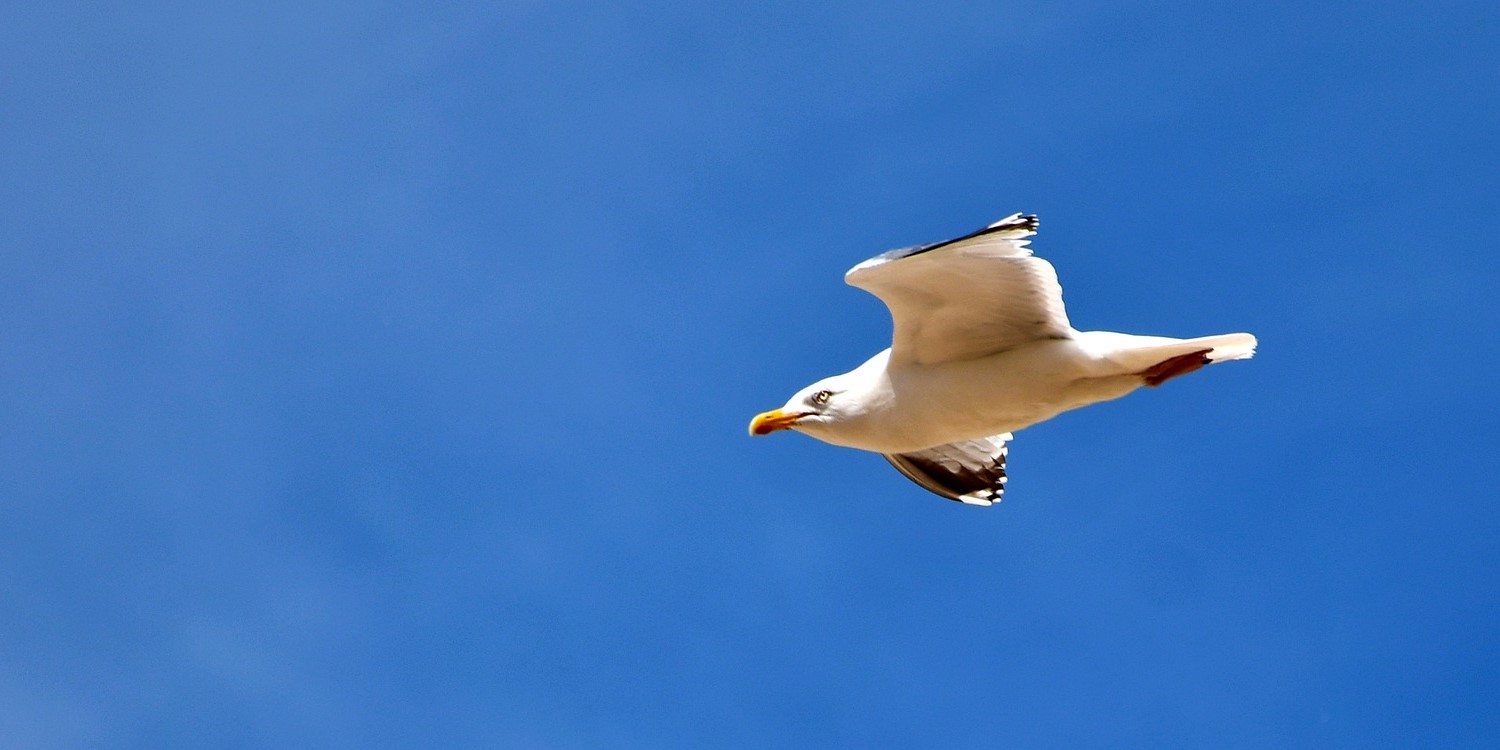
[1187,332,1257,363]
[1079,331,1258,385]
[1139,332,1256,386]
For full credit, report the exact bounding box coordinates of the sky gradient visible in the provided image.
[3,2,1498,747]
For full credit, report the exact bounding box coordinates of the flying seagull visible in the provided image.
[748,213,1256,506]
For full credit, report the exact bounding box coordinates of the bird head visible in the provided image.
[748,375,852,438]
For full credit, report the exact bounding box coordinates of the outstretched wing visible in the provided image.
[845,214,1073,366]
[883,433,1012,506]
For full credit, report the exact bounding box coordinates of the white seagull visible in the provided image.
[749,213,1256,506]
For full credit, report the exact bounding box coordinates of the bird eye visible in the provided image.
[811,389,833,405]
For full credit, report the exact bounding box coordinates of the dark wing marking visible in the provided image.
[882,433,1011,506]
[864,214,1040,265]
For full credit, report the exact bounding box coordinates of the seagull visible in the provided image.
[748,213,1256,506]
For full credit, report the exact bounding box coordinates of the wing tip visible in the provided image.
[883,435,1011,507]
[846,212,1039,282]
[957,485,1005,506]
[986,213,1039,234]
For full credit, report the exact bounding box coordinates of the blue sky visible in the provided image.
[3,1,1498,747]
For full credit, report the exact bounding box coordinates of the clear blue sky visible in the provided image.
[3,2,1497,747]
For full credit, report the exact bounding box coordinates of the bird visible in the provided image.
[748,213,1256,506]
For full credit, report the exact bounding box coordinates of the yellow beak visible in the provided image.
[748,408,808,436]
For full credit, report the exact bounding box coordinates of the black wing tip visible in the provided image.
[883,439,1010,507]
[902,212,1040,259]
[984,212,1038,233]
[854,212,1039,271]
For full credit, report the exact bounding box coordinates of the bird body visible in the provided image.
[750,213,1256,505]
[780,332,1254,456]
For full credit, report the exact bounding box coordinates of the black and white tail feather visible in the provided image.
[883,433,1011,506]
